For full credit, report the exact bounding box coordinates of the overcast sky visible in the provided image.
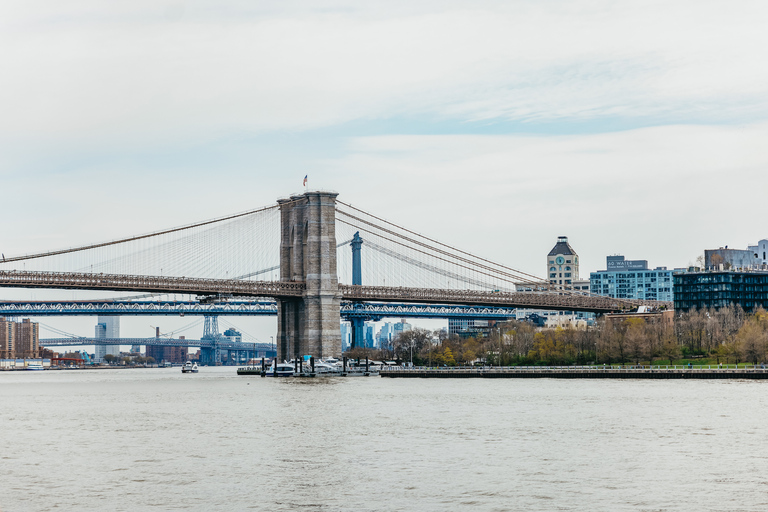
[2,1,768,340]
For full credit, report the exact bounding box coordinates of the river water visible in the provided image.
[2,367,767,511]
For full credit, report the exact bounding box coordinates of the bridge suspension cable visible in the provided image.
[2,204,279,263]
[336,202,550,292]
[0,203,282,283]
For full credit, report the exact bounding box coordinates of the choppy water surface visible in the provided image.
[2,368,768,511]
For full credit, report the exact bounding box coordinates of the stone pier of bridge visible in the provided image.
[276,191,342,361]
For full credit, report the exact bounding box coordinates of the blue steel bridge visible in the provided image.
[0,191,669,361]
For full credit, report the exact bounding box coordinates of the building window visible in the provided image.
[565,273,571,278]
[565,266,571,271]
[550,273,557,278]
[550,267,556,272]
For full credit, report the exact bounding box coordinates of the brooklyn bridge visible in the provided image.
[0,191,669,360]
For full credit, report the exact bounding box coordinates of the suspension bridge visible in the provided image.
[0,191,668,360]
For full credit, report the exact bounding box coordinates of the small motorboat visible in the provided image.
[181,361,199,373]
[26,362,44,371]
[266,362,295,377]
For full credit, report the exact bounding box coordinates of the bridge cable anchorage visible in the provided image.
[335,210,546,289]
[0,202,279,264]
[336,200,548,285]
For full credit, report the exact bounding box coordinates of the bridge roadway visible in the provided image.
[0,270,669,313]
[0,299,518,320]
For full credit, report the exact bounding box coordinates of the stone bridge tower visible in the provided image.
[276,191,342,361]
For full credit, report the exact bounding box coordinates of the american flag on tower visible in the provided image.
[303,175,307,187]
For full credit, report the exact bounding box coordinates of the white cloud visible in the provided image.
[1,0,767,151]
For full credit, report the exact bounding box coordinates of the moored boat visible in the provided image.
[181,361,199,373]
[266,362,295,377]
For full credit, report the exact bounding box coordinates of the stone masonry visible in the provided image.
[276,191,342,360]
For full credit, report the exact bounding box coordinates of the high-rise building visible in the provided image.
[16,319,39,359]
[340,321,352,351]
[0,317,16,359]
[94,316,120,363]
[590,255,673,302]
[376,322,395,349]
[364,322,375,348]
[393,319,412,340]
[0,318,39,359]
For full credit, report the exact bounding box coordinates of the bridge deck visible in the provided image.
[0,271,670,313]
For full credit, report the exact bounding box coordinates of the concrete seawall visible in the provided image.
[380,368,768,379]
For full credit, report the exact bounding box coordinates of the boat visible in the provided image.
[26,362,44,371]
[312,361,343,376]
[181,361,198,373]
[266,362,295,377]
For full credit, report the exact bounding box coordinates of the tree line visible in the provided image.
[345,305,768,366]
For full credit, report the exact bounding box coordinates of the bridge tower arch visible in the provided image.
[276,191,341,361]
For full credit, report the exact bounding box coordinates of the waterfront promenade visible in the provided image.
[380,365,768,379]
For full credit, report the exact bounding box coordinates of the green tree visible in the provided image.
[441,346,456,366]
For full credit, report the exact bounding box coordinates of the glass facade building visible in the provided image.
[674,271,768,311]
[590,256,673,302]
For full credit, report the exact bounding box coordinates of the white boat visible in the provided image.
[313,362,343,375]
[181,361,199,373]
[266,362,295,377]
[26,362,44,371]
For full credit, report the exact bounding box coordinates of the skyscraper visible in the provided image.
[94,316,120,363]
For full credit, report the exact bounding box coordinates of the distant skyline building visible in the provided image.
[223,328,242,343]
[392,319,412,340]
[749,239,768,266]
[94,316,120,363]
[705,239,768,270]
[448,318,494,338]
[376,322,394,349]
[365,322,375,348]
[590,255,673,302]
[340,321,351,351]
[0,317,15,359]
[0,317,39,359]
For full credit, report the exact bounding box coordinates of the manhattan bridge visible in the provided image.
[0,191,668,362]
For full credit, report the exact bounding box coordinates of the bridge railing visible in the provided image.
[341,284,669,312]
[0,270,305,298]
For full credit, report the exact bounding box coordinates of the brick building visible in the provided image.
[0,317,39,359]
